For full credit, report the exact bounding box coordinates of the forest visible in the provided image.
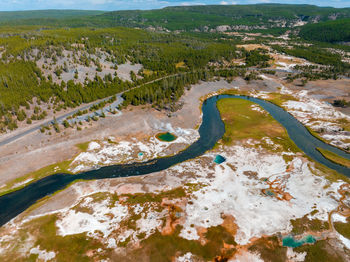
[272,45,349,73]
[0,26,241,132]
[121,68,246,108]
[299,18,350,43]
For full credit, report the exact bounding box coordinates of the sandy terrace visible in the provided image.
[283,78,350,149]
[289,78,350,111]
[271,53,311,72]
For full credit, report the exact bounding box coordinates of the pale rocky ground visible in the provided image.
[69,128,199,173]
[35,47,143,85]
[0,74,350,260]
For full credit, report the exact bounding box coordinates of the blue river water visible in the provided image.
[0,94,349,226]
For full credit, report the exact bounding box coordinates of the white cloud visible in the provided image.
[220,0,237,4]
[89,0,113,5]
[181,2,205,6]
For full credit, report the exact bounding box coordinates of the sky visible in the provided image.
[0,0,349,11]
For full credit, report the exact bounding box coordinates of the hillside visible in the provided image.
[99,4,350,31]
[82,4,350,31]
[299,18,350,43]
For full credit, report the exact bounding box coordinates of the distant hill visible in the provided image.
[0,9,104,22]
[1,5,350,32]
[96,4,350,31]
[299,18,350,43]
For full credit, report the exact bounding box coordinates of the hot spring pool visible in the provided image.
[214,155,226,164]
[156,132,177,142]
[283,235,316,248]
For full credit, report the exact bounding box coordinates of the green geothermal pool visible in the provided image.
[156,132,177,142]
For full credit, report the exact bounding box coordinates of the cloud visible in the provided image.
[89,0,113,5]
[181,1,205,5]
[220,1,237,4]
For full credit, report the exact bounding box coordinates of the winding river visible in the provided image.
[0,94,350,226]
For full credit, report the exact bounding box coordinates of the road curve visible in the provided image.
[0,68,298,147]
[0,73,183,147]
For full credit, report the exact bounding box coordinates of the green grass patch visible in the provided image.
[268,93,298,107]
[184,183,206,193]
[334,221,350,239]
[317,147,350,168]
[248,235,287,262]
[294,240,345,262]
[338,118,350,132]
[290,215,329,235]
[309,160,350,183]
[28,215,108,261]
[217,98,300,153]
[1,213,110,261]
[75,141,90,152]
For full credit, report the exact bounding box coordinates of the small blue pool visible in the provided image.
[283,235,316,248]
[214,155,226,164]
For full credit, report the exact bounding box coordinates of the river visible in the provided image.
[0,95,349,226]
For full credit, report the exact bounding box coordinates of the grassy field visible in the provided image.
[294,240,345,262]
[18,215,107,261]
[217,98,300,154]
[334,221,350,239]
[317,147,350,168]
